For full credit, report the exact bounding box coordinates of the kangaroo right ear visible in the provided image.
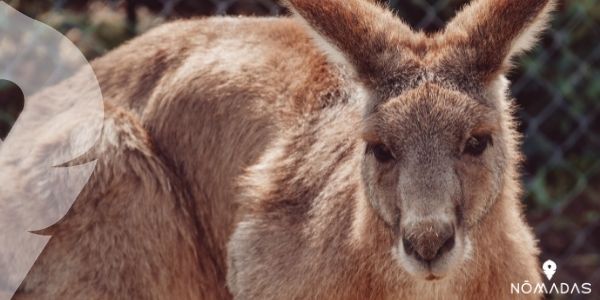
[284,0,415,80]
[442,0,556,83]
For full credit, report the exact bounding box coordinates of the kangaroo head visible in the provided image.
[286,0,555,280]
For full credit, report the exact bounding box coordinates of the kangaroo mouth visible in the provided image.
[425,274,442,281]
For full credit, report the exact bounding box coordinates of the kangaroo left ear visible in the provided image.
[283,0,415,79]
[441,0,557,83]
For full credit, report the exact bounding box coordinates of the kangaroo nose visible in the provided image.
[402,225,455,263]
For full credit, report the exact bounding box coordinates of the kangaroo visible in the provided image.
[7,0,555,299]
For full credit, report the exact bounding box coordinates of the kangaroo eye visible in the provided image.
[464,135,492,156]
[368,143,394,163]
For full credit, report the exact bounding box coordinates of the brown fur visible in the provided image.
[6,0,555,299]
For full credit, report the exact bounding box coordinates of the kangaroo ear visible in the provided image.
[284,0,415,79]
[442,0,556,82]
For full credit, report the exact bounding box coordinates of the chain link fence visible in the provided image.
[3,0,600,298]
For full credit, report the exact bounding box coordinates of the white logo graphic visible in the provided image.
[542,259,557,280]
[0,2,104,299]
[511,259,592,295]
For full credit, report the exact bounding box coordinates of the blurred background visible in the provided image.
[1,0,599,298]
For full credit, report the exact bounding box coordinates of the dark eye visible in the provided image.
[367,143,394,163]
[464,135,492,156]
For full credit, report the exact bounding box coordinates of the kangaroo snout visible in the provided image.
[402,223,455,264]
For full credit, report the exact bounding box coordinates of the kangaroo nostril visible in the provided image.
[436,233,455,258]
[402,237,415,256]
